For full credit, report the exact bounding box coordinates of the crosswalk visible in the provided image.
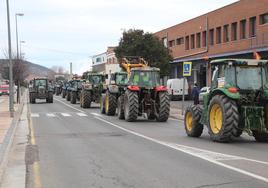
[30,112,88,118]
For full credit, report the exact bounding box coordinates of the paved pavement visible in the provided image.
[23,95,268,188]
[170,99,193,120]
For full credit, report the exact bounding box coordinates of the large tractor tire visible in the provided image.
[208,95,239,142]
[117,95,125,119]
[81,90,91,108]
[100,94,106,114]
[62,90,66,98]
[66,91,71,101]
[184,105,203,137]
[124,90,139,122]
[105,91,117,116]
[71,91,77,104]
[252,131,268,142]
[155,92,170,122]
[55,87,60,96]
[46,92,53,103]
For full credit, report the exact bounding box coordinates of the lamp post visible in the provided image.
[15,13,24,104]
[15,13,24,59]
[5,0,14,117]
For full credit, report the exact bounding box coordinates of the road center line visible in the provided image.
[54,97,85,113]
[94,116,268,183]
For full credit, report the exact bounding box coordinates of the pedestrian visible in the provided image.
[192,83,200,105]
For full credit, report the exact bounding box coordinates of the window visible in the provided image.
[231,22,237,41]
[260,13,268,25]
[169,40,175,47]
[216,27,222,44]
[185,36,189,50]
[240,19,246,39]
[176,37,184,45]
[196,33,201,48]
[191,34,195,49]
[96,57,102,62]
[209,29,214,45]
[202,31,207,47]
[249,16,256,37]
[223,24,229,42]
[162,37,167,47]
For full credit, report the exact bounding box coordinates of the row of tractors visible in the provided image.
[59,57,170,122]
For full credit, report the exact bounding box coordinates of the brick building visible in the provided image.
[154,0,268,87]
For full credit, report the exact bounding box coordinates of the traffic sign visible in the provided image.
[183,62,192,76]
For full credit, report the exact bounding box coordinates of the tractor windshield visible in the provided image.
[89,75,103,85]
[35,79,47,87]
[116,74,128,85]
[225,66,267,90]
[129,70,160,87]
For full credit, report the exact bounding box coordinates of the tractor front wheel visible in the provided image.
[71,92,77,104]
[66,91,71,101]
[117,95,125,119]
[100,94,106,114]
[105,91,117,116]
[82,90,91,108]
[184,105,203,137]
[124,90,138,122]
[208,95,239,142]
[155,92,170,122]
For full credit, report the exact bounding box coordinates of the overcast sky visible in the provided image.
[0,0,238,74]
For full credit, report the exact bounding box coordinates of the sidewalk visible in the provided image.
[0,95,23,180]
[169,100,193,120]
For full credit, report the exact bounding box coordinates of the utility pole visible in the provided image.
[70,62,73,78]
[5,0,14,117]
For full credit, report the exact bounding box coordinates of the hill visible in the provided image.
[0,59,56,81]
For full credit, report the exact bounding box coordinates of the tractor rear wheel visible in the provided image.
[117,95,125,119]
[105,91,117,116]
[71,92,77,104]
[66,91,71,101]
[82,90,91,108]
[184,105,203,137]
[62,90,66,98]
[252,131,268,142]
[208,95,239,142]
[155,92,170,122]
[124,90,138,122]
[100,94,106,114]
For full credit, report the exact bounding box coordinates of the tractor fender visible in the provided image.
[108,85,119,94]
[209,88,240,101]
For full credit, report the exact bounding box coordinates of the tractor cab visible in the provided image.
[110,72,128,86]
[86,73,105,85]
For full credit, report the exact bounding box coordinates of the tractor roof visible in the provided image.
[88,73,104,76]
[131,67,160,72]
[211,59,268,66]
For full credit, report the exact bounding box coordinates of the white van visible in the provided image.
[167,78,189,100]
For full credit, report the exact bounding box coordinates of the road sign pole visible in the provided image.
[181,77,186,115]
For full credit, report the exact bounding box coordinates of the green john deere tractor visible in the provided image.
[100,72,128,115]
[80,72,106,108]
[185,59,268,142]
[29,78,53,103]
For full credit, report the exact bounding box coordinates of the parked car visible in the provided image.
[199,86,210,104]
[167,78,189,100]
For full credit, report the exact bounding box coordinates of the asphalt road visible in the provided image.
[26,95,268,188]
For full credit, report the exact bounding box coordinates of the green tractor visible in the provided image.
[29,78,53,104]
[80,72,106,108]
[118,67,170,122]
[70,79,85,104]
[100,72,128,115]
[185,59,268,142]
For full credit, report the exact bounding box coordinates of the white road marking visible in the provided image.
[46,113,56,117]
[95,116,268,183]
[31,113,40,117]
[77,113,87,117]
[91,112,103,117]
[61,113,71,117]
[54,98,85,113]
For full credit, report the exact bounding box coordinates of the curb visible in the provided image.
[0,92,26,181]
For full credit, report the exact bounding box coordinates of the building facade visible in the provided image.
[154,0,268,87]
[92,47,121,79]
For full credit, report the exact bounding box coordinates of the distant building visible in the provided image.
[154,0,268,87]
[92,47,121,77]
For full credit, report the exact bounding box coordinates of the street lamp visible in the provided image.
[15,13,24,59]
[5,0,14,117]
[20,40,26,58]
